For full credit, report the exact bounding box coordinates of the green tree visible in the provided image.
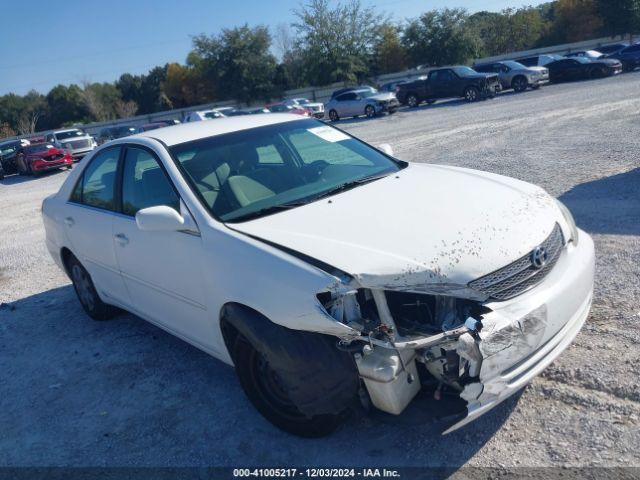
[596,0,640,40]
[190,25,277,104]
[546,0,603,43]
[293,0,386,85]
[468,7,549,57]
[45,85,89,128]
[402,8,481,67]
[372,24,408,74]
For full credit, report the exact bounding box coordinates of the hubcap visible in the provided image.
[330,111,337,121]
[72,264,95,311]
[366,106,374,117]
[466,89,477,101]
[408,96,417,107]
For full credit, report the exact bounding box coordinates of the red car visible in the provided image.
[16,143,73,176]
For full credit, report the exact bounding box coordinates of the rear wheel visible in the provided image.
[364,105,376,118]
[407,93,419,108]
[512,76,528,92]
[464,86,480,102]
[67,255,118,321]
[328,109,339,122]
[232,333,345,438]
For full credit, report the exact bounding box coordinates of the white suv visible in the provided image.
[42,114,594,437]
[46,128,96,160]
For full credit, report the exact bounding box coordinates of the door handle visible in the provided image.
[64,216,74,227]
[114,233,129,246]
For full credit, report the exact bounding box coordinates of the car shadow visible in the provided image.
[559,167,640,236]
[0,285,518,468]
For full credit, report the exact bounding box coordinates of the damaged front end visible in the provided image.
[316,226,594,433]
[318,284,491,424]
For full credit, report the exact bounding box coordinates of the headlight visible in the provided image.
[555,199,579,246]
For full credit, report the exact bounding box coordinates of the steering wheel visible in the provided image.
[303,160,330,180]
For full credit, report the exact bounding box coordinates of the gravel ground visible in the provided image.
[1,72,639,469]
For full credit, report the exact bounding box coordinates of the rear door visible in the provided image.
[64,147,130,306]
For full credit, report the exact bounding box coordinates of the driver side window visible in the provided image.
[121,147,180,216]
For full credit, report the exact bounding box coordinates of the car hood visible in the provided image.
[524,66,548,73]
[596,58,622,66]
[368,92,397,101]
[231,164,562,293]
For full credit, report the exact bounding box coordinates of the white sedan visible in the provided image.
[42,114,594,437]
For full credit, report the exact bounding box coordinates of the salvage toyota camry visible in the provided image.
[42,114,594,437]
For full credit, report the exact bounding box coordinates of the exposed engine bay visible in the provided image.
[318,286,491,421]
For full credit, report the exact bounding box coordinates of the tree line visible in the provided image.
[1,0,638,137]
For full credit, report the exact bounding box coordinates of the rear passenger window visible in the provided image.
[121,147,179,216]
[71,148,119,211]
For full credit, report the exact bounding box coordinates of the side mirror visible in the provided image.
[378,143,394,156]
[135,205,184,232]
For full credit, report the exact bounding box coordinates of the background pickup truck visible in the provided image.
[396,66,500,106]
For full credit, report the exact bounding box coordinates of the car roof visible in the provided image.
[53,128,82,133]
[134,113,305,146]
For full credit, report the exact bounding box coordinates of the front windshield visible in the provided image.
[25,144,54,153]
[169,119,405,222]
[55,130,84,140]
[452,66,477,76]
[0,144,17,156]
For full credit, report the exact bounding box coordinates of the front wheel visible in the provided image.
[68,255,118,321]
[512,76,528,92]
[364,105,376,118]
[328,109,339,122]
[464,86,480,102]
[407,94,419,108]
[232,333,345,437]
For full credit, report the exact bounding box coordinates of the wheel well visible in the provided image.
[219,302,265,360]
[60,247,75,278]
[218,302,359,417]
[512,74,527,85]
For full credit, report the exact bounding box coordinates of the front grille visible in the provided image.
[468,224,564,301]
[68,139,90,149]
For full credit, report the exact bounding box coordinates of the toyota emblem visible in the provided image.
[531,246,548,269]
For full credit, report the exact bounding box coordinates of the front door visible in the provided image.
[111,146,214,349]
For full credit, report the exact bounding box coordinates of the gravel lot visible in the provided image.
[1,72,639,469]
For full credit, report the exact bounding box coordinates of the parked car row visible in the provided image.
[0,137,73,179]
[326,42,639,122]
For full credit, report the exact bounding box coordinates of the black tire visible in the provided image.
[232,333,345,438]
[406,93,419,108]
[512,76,528,92]
[328,109,339,122]
[0,170,4,180]
[622,62,634,73]
[67,255,118,321]
[464,86,480,102]
[364,104,376,118]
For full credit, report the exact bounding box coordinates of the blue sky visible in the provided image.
[0,0,548,96]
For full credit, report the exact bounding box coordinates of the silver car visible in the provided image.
[474,60,549,92]
[45,128,96,160]
[325,88,399,121]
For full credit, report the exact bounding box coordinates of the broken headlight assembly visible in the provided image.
[555,199,579,246]
[317,287,488,340]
